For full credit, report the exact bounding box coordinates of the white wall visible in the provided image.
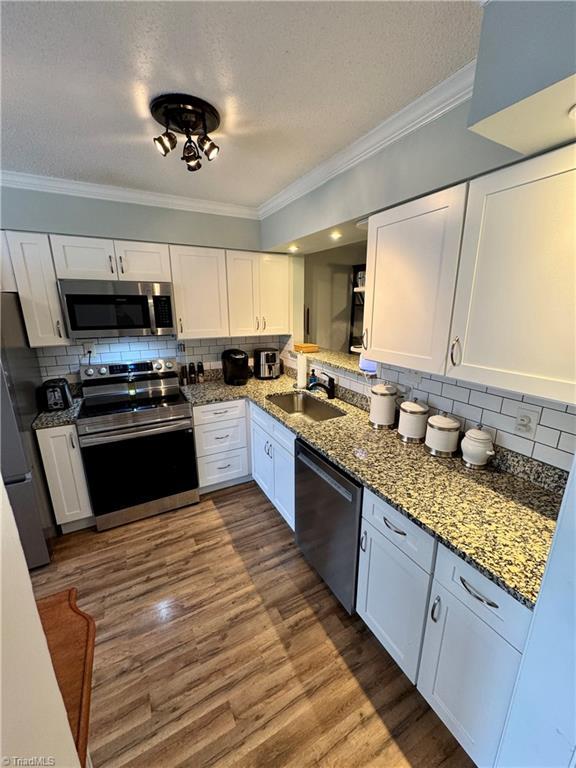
[0,480,80,767]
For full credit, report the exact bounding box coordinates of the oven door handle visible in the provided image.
[79,419,193,446]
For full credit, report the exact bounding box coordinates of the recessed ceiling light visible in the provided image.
[288,244,299,253]
[568,104,576,121]
[330,231,343,241]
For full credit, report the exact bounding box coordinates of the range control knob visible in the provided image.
[165,361,173,370]
[85,368,94,377]
[154,362,163,371]
[99,367,107,375]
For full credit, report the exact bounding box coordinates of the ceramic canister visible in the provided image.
[461,425,495,469]
[424,413,461,457]
[369,383,398,429]
[398,399,430,443]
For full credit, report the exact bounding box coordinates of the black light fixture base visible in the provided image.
[150,93,220,136]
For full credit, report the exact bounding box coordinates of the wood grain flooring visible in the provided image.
[32,482,474,768]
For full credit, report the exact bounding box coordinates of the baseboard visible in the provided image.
[199,475,253,495]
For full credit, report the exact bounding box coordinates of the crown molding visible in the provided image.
[0,171,260,220]
[258,60,476,219]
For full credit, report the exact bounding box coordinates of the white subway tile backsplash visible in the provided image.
[441,383,469,403]
[558,432,576,454]
[418,378,443,396]
[469,390,503,412]
[533,444,574,472]
[487,387,522,400]
[522,395,567,412]
[481,409,517,434]
[495,431,534,457]
[534,425,560,448]
[451,401,483,423]
[541,409,576,435]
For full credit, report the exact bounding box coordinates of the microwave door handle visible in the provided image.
[147,294,157,336]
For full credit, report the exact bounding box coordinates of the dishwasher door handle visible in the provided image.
[297,452,353,502]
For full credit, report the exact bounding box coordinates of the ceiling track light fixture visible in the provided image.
[150,93,221,173]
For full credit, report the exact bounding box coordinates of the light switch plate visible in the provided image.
[514,406,539,440]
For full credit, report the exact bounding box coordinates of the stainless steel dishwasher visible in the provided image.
[295,439,363,614]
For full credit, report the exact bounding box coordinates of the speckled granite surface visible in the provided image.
[299,348,365,376]
[182,376,561,608]
[31,376,561,607]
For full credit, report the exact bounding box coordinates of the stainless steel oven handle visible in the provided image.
[297,452,353,502]
[79,419,193,446]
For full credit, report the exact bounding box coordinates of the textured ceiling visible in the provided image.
[1,1,482,207]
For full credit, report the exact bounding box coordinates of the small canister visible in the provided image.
[398,399,429,443]
[424,412,461,457]
[369,383,398,429]
[461,425,495,469]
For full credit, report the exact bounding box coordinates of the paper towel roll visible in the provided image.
[296,353,307,388]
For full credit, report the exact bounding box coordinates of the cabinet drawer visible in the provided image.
[251,403,295,453]
[194,400,245,425]
[195,418,247,457]
[363,489,435,573]
[434,544,532,652]
[197,448,249,488]
[250,402,274,432]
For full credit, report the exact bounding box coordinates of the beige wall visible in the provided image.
[0,480,80,767]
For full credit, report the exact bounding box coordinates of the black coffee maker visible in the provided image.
[221,349,251,386]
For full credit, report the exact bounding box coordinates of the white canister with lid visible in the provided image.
[369,383,398,429]
[424,412,461,457]
[461,424,495,468]
[398,399,430,443]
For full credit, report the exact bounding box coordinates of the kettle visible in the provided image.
[461,425,495,469]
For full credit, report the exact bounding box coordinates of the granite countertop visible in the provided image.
[32,376,562,607]
[182,376,561,608]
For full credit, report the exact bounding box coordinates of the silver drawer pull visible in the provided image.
[56,320,63,338]
[108,254,115,273]
[450,336,460,367]
[213,410,229,415]
[383,516,407,536]
[214,434,230,440]
[360,530,367,552]
[217,464,231,470]
[69,433,76,450]
[431,595,441,622]
[459,576,499,609]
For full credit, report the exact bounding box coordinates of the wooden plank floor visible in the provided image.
[32,482,474,768]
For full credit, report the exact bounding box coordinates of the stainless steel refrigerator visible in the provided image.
[1,291,51,568]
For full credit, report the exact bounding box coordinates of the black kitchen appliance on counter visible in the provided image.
[37,378,74,412]
[222,349,251,385]
[253,347,280,380]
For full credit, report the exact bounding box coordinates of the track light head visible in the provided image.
[182,137,202,172]
[198,133,220,161]
[153,130,177,157]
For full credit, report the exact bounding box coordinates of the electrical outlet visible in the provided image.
[82,343,92,356]
[514,406,539,440]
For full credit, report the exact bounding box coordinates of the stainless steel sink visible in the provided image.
[266,392,345,422]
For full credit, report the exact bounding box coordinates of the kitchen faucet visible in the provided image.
[307,373,336,399]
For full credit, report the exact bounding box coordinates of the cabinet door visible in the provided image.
[418,581,522,767]
[6,231,68,347]
[1,231,17,292]
[448,145,576,403]
[226,250,260,336]
[260,253,291,334]
[364,185,466,374]
[114,241,171,282]
[171,245,229,339]
[271,440,295,530]
[36,426,92,525]
[50,235,117,280]
[251,422,274,499]
[357,520,430,683]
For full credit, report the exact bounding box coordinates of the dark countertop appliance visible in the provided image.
[222,349,250,385]
[38,378,73,411]
[254,347,280,380]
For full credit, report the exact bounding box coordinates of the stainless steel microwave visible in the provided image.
[57,280,176,339]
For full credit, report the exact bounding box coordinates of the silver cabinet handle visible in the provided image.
[256,317,260,331]
[179,318,183,333]
[268,442,273,458]
[360,530,367,552]
[213,410,229,415]
[56,320,62,338]
[362,328,368,350]
[431,595,441,622]
[383,516,407,537]
[69,433,76,450]
[108,254,115,274]
[460,576,499,609]
[214,434,230,440]
[119,254,124,274]
[217,464,231,470]
[262,316,266,330]
[264,440,269,455]
[450,336,460,367]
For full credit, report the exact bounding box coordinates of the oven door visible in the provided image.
[79,418,198,528]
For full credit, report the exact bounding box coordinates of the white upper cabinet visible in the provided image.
[447,144,576,403]
[227,250,291,336]
[170,245,229,339]
[259,253,291,334]
[6,231,68,347]
[227,251,261,336]
[364,185,466,374]
[113,240,171,282]
[50,235,117,280]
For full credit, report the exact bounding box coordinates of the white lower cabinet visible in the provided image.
[197,449,249,488]
[356,519,431,684]
[250,404,295,529]
[194,401,249,490]
[36,425,92,525]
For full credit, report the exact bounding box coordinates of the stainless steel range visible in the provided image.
[77,358,198,530]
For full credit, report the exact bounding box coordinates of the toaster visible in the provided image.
[38,378,74,411]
